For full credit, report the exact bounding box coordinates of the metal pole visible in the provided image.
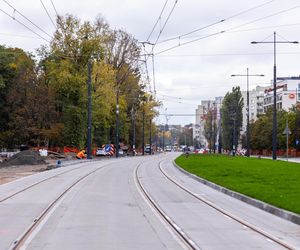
[233,118,236,157]
[286,118,289,161]
[246,68,250,157]
[218,105,222,154]
[142,111,145,155]
[87,59,92,159]
[131,108,135,156]
[163,126,165,151]
[116,89,119,158]
[149,119,152,155]
[273,32,277,160]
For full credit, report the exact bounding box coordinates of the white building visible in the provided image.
[241,86,266,133]
[194,97,223,148]
[263,77,300,112]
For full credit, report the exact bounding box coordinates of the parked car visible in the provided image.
[96,148,107,156]
[145,145,151,154]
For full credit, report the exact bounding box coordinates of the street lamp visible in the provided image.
[231,69,264,157]
[251,32,298,160]
[86,58,92,159]
[115,88,120,158]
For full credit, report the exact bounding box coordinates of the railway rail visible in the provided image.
[158,160,295,250]
[135,156,295,250]
[6,161,111,250]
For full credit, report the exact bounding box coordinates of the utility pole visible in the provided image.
[86,59,92,159]
[231,69,264,157]
[142,111,145,155]
[251,32,298,160]
[149,119,152,155]
[233,118,236,157]
[131,108,136,156]
[115,88,119,158]
[213,102,216,153]
[162,127,165,151]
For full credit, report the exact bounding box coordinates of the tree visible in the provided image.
[204,105,217,152]
[250,110,272,151]
[221,86,244,152]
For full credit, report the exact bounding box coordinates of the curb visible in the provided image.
[172,160,300,225]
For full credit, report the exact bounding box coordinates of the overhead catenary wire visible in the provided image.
[155,4,300,55]
[2,0,52,38]
[40,0,57,29]
[157,0,276,44]
[0,8,50,43]
[50,0,59,17]
[146,0,169,42]
[155,51,300,57]
[227,4,300,32]
[152,0,179,50]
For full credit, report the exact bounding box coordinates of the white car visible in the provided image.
[96,148,107,156]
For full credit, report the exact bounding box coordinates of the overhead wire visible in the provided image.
[146,0,169,42]
[157,0,276,44]
[0,8,50,43]
[143,0,177,98]
[155,4,300,55]
[2,0,52,38]
[226,4,300,32]
[50,0,59,17]
[40,0,57,29]
[152,0,179,50]
[155,51,300,57]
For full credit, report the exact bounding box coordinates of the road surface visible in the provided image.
[0,153,299,249]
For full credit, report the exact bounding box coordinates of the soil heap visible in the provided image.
[0,150,46,167]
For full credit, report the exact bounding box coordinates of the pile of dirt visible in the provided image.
[0,150,46,167]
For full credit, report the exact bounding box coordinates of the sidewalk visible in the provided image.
[253,155,300,163]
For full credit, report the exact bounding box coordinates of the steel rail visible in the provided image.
[135,161,200,250]
[8,162,111,250]
[159,160,295,250]
[0,164,87,203]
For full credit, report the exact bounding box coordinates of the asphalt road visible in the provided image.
[0,153,299,249]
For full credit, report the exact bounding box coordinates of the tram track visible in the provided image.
[135,160,199,250]
[7,161,112,250]
[158,159,295,250]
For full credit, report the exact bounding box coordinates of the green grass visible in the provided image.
[175,154,300,215]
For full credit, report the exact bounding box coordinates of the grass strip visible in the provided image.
[175,154,300,215]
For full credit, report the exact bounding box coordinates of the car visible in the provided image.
[96,148,107,156]
[118,149,124,156]
[144,145,151,154]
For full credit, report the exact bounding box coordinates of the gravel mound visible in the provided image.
[0,150,46,167]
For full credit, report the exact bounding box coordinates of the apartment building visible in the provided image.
[194,97,223,148]
[263,76,300,112]
[241,86,266,133]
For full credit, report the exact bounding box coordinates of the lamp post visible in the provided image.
[86,59,92,159]
[149,118,152,155]
[142,110,145,155]
[131,107,136,156]
[251,32,298,160]
[231,69,264,157]
[115,88,119,158]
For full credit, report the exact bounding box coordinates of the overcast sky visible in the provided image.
[1,0,300,125]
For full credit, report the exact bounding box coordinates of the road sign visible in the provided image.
[283,126,291,135]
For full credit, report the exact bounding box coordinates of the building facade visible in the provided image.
[263,77,300,112]
[193,97,223,148]
[241,86,266,133]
